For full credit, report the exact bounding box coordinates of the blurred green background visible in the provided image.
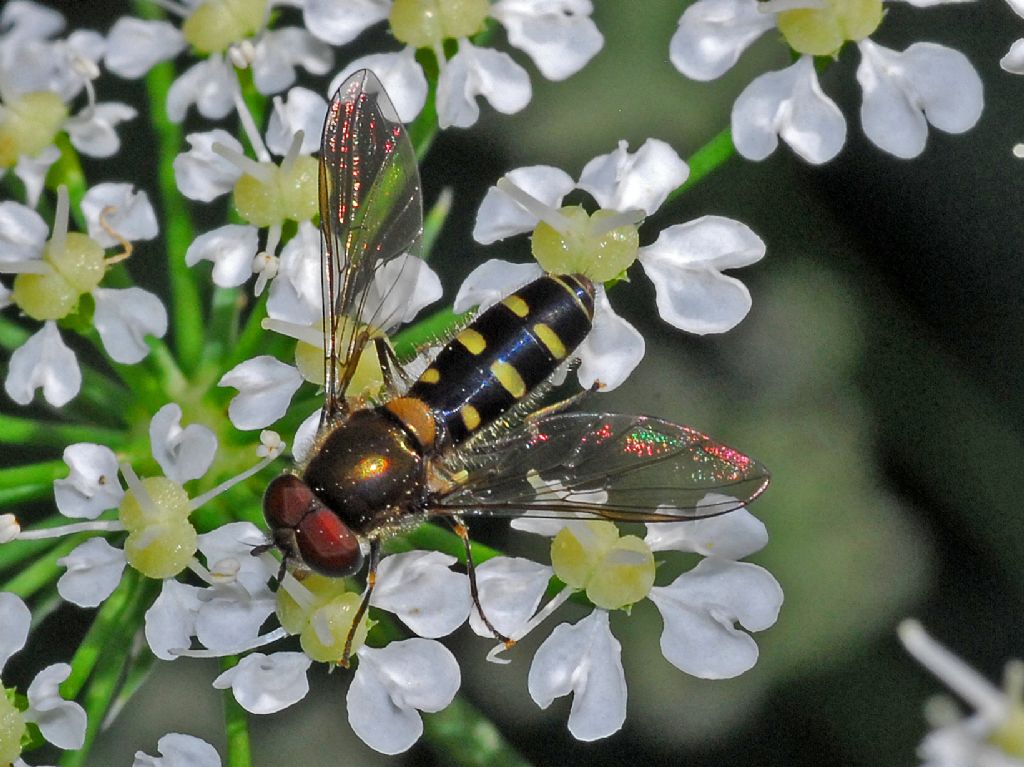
[14,1,1024,765]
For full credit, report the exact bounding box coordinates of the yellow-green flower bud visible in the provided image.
[299,592,371,663]
[13,233,105,321]
[0,691,26,766]
[0,91,67,169]
[389,0,490,48]
[182,0,269,53]
[275,571,350,635]
[233,157,319,227]
[551,521,656,610]
[777,0,883,57]
[531,206,639,283]
[119,477,191,531]
[123,518,198,579]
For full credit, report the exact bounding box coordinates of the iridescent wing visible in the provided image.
[319,69,423,426]
[430,413,770,522]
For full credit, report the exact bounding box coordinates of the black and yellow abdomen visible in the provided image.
[407,274,595,445]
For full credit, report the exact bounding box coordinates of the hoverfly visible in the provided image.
[262,70,770,663]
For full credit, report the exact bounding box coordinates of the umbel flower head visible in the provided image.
[462,138,765,390]
[671,0,984,162]
[307,0,604,127]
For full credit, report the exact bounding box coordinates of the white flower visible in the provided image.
[474,497,781,740]
[53,443,124,519]
[212,652,312,714]
[0,592,87,761]
[314,0,602,127]
[144,523,278,660]
[149,403,219,484]
[0,188,167,398]
[370,551,473,638]
[218,356,304,430]
[899,619,1024,767]
[463,140,764,390]
[4,321,81,406]
[105,2,331,122]
[132,733,222,767]
[671,0,984,162]
[176,87,326,294]
[1002,0,1024,75]
[347,638,461,754]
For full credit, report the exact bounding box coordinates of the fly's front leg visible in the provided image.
[340,538,381,667]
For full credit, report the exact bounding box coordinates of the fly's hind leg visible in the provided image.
[374,336,417,396]
[450,516,513,648]
[340,538,381,667]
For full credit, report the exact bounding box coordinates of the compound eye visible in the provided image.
[295,507,364,577]
[263,474,315,530]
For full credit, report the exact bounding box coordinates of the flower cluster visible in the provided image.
[0,0,1001,764]
[671,0,984,162]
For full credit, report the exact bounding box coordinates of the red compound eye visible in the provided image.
[263,474,364,577]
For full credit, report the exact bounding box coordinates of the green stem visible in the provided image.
[399,523,502,564]
[670,126,736,201]
[423,696,534,767]
[144,57,204,374]
[221,657,254,767]
[60,574,155,767]
[200,286,243,370]
[0,459,66,489]
[0,414,125,448]
[0,482,59,507]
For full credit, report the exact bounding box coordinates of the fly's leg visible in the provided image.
[373,336,416,396]
[450,516,513,648]
[341,538,381,667]
[525,382,600,425]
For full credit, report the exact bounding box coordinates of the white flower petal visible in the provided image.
[149,403,218,483]
[291,408,321,463]
[359,253,442,330]
[528,609,626,741]
[265,87,328,157]
[0,200,48,263]
[81,183,158,247]
[267,221,321,323]
[174,130,245,202]
[732,56,846,164]
[0,591,30,671]
[303,0,391,45]
[469,556,552,637]
[575,288,644,391]
[328,48,428,124]
[105,17,185,78]
[436,41,532,129]
[197,522,277,595]
[638,216,763,334]
[212,652,312,714]
[53,443,123,519]
[56,537,127,608]
[195,591,276,655]
[492,0,603,81]
[1,1,65,41]
[644,499,769,559]
[453,259,543,313]
[348,639,460,754]
[13,144,60,208]
[167,57,235,123]
[252,27,333,96]
[857,40,983,160]
[5,321,81,406]
[65,102,137,158]
[648,558,782,679]
[219,356,304,430]
[1002,38,1024,75]
[25,663,86,749]
[144,580,202,661]
[472,166,574,244]
[93,287,168,364]
[578,138,688,216]
[184,225,259,287]
[133,733,222,767]
[371,551,472,638]
[669,0,776,81]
